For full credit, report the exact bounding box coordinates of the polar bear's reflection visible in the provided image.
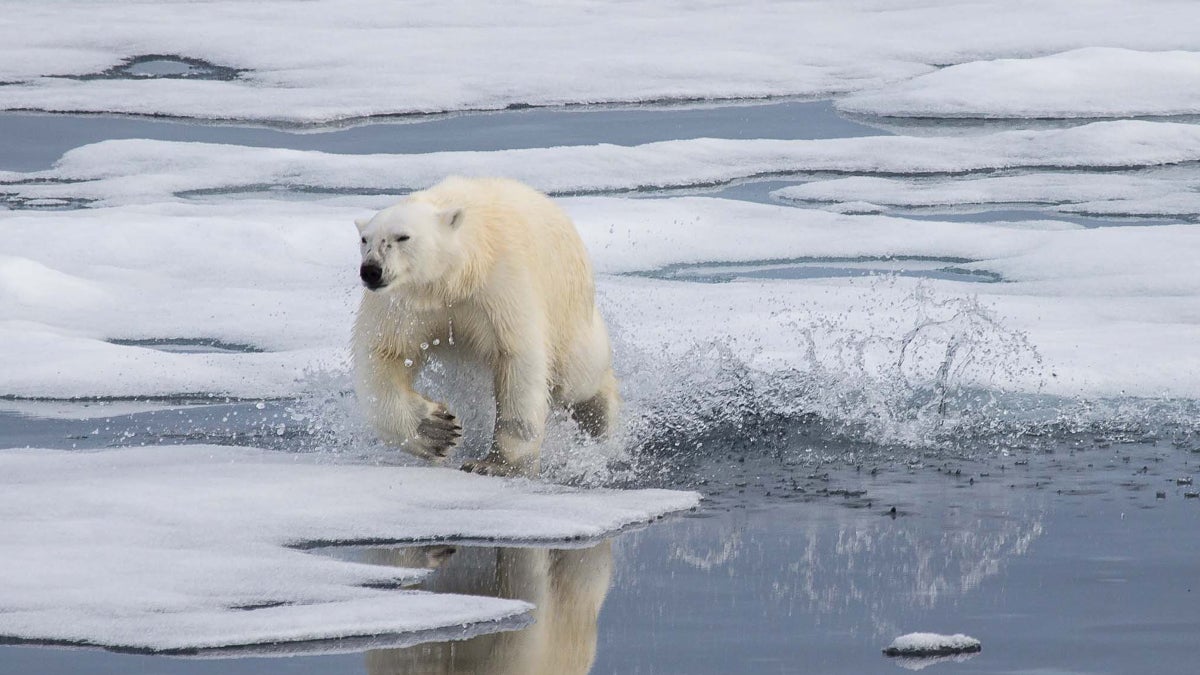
[365,541,612,675]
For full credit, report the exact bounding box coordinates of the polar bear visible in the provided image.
[352,176,619,476]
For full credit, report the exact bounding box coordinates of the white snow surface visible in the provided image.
[772,172,1200,218]
[838,48,1200,119]
[885,632,982,655]
[2,196,1199,403]
[5,2,1200,123]
[0,445,698,651]
[6,120,1200,206]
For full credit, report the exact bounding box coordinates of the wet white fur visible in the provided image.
[352,176,619,474]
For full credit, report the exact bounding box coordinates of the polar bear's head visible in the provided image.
[355,200,464,292]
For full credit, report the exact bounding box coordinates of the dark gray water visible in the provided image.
[0,100,882,172]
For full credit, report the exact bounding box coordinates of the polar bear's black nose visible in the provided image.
[360,262,384,288]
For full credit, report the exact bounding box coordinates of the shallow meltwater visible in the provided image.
[635,256,1002,284]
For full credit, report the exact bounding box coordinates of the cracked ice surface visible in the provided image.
[0,445,698,652]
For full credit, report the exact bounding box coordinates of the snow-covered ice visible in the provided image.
[838,48,1200,119]
[5,1,1200,123]
[883,632,982,656]
[2,195,1199,407]
[772,172,1200,218]
[0,445,698,652]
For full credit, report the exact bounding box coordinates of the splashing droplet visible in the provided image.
[403,358,414,367]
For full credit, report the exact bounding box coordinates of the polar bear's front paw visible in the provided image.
[410,403,461,458]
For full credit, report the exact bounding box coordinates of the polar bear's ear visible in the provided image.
[439,208,464,229]
[354,217,370,234]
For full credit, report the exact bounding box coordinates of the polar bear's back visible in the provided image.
[413,176,597,362]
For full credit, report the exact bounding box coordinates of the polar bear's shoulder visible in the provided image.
[415,176,552,211]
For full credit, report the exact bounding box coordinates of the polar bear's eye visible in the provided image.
[395,235,410,242]
[360,237,366,244]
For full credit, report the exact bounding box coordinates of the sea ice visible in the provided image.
[2,195,1198,407]
[0,445,698,652]
[2,2,1200,122]
[838,48,1200,119]
[772,173,1200,218]
[6,121,1200,205]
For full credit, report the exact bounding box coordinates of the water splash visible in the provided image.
[609,280,1045,478]
[283,278,1198,486]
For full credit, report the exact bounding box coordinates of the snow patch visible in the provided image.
[839,48,1200,119]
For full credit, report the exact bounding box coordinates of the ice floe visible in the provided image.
[0,445,698,652]
[3,2,1200,122]
[839,48,1200,119]
[2,196,1198,409]
[6,121,1200,205]
[772,172,1200,219]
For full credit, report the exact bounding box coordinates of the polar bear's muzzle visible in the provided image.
[360,262,386,290]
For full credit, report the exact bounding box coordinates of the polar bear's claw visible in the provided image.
[459,457,519,477]
[414,403,462,457]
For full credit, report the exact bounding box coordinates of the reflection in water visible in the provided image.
[625,492,1046,640]
[891,652,979,671]
[364,542,612,675]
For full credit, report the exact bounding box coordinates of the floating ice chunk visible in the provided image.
[0,399,195,420]
[883,632,981,656]
[840,48,1200,119]
[0,445,698,652]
